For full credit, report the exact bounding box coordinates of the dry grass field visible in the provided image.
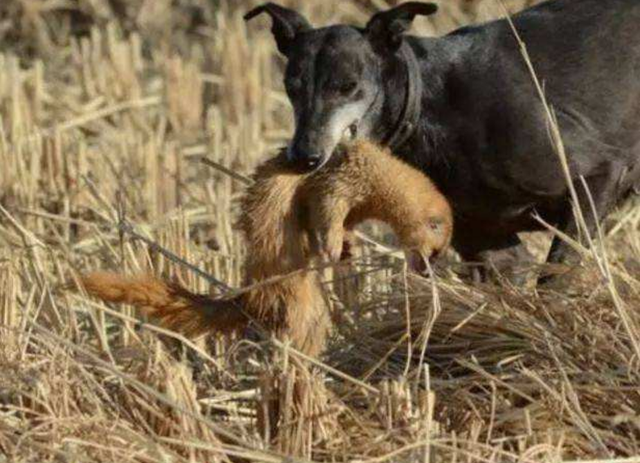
[0,0,639,462]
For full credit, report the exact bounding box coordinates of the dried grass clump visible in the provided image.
[1,0,638,462]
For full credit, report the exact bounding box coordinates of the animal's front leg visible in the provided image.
[477,239,535,286]
[454,228,534,286]
[540,164,622,285]
[307,197,350,263]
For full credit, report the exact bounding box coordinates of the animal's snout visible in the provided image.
[409,253,428,275]
[288,147,325,172]
[407,249,441,277]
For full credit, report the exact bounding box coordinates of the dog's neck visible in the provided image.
[379,42,424,151]
[377,36,466,190]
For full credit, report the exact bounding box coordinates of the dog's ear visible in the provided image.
[244,3,312,56]
[365,2,437,53]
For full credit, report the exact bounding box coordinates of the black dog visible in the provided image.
[245,0,640,283]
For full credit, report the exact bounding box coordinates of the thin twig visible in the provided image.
[117,219,232,292]
[199,156,253,185]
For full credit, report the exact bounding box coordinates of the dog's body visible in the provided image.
[246,0,640,282]
[82,141,452,356]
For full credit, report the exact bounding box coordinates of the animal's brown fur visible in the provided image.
[79,272,245,337]
[80,141,452,357]
[304,141,453,267]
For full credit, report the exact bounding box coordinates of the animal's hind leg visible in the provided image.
[540,163,623,284]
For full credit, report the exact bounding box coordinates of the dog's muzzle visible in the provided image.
[287,146,325,171]
[288,122,359,172]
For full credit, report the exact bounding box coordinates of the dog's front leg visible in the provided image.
[453,228,534,286]
[540,162,624,286]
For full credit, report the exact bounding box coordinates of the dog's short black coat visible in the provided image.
[245,0,640,283]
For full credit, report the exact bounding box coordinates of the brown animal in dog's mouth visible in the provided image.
[80,140,452,356]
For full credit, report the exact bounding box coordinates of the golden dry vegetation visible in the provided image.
[0,0,639,462]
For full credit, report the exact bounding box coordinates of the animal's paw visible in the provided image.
[339,233,354,261]
[311,227,344,263]
[537,262,601,294]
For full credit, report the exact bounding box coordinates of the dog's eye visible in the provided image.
[339,81,358,95]
[327,80,358,97]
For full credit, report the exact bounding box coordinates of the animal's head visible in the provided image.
[400,206,452,276]
[245,2,438,171]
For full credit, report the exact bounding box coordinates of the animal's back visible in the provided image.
[434,0,640,210]
[312,141,450,229]
[474,0,640,143]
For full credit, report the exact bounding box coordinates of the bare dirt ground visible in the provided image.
[0,1,638,462]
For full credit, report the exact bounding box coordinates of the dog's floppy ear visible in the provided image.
[244,3,312,56]
[365,2,437,53]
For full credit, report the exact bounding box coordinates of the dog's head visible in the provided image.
[245,2,438,171]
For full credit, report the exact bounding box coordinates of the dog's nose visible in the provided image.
[302,153,322,170]
[290,149,323,171]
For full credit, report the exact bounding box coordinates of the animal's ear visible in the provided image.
[365,2,438,53]
[244,3,312,56]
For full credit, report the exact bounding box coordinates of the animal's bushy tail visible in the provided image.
[80,271,246,336]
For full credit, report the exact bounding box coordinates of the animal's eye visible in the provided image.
[328,80,358,96]
[427,220,444,234]
[339,81,358,95]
